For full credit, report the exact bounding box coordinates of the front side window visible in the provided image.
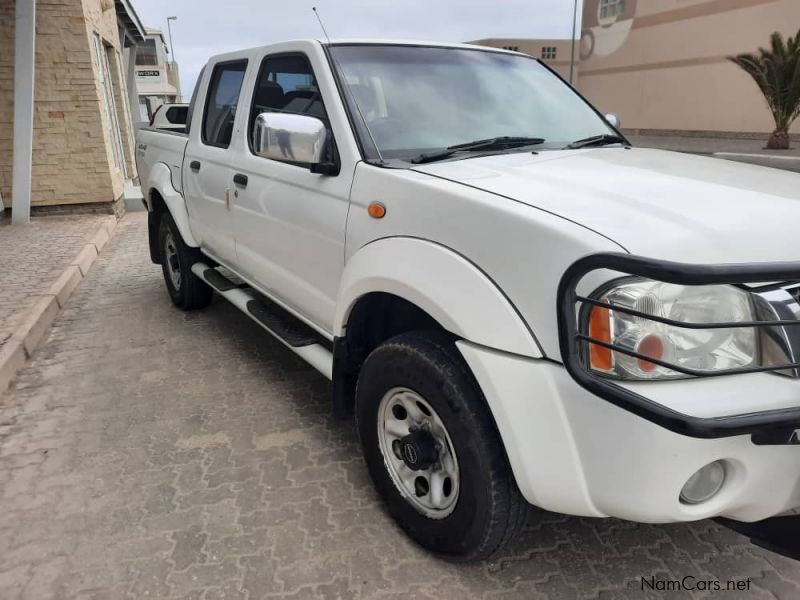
[249,54,328,144]
[330,45,614,162]
[248,54,333,164]
[202,61,247,148]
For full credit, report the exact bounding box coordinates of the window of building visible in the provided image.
[93,33,127,177]
[135,39,158,66]
[502,45,519,52]
[541,46,557,60]
[202,61,247,148]
[599,0,625,21]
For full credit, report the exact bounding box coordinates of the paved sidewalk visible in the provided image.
[1,213,799,599]
[0,214,112,350]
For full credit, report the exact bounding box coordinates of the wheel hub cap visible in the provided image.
[377,387,460,519]
[397,429,439,471]
[164,233,181,289]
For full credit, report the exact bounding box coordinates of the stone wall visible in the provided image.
[0,0,137,211]
[0,0,16,204]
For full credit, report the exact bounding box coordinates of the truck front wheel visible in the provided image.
[158,212,212,310]
[355,331,525,561]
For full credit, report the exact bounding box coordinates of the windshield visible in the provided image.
[329,44,617,162]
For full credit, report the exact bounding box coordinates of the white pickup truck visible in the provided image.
[135,39,800,561]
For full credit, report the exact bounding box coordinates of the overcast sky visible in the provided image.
[131,0,584,99]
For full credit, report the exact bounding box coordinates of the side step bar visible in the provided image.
[191,263,333,379]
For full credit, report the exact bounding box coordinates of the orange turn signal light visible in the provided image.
[368,202,386,219]
[588,305,613,371]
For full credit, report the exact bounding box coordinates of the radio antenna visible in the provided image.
[312,7,332,44]
[311,6,385,164]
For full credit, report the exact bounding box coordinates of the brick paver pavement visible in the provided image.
[1,213,799,599]
[0,214,111,349]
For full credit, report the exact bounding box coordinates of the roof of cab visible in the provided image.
[206,38,526,63]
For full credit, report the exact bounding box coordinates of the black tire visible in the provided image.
[158,212,213,310]
[355,331,525,561]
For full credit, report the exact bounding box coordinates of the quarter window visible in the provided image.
[541,46,557,60]
[202,61,247,148]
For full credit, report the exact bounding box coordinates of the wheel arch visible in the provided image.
[145,163,199,266]
[331,237,542,416]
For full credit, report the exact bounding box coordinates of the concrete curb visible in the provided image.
[0,215,119,395]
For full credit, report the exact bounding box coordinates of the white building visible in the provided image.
[134,28,181,121]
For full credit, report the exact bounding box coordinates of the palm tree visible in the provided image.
[728,30,800,150]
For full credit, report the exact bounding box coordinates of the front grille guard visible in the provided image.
[557,253,800,439]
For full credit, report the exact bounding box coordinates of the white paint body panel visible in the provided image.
[460,343,800,522]
[228,42,360,329]
[135,39,800,525]
[335,238,542,358]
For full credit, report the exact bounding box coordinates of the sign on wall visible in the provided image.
[137,70,161,77]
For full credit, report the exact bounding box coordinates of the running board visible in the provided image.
[191,263,333,379]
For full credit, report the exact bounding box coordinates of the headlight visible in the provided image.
[583,278,758,380]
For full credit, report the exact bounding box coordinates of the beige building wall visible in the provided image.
[467,38,579,82]
[0,0,136,212]
[579,0,800,136]
[0,0,14,206]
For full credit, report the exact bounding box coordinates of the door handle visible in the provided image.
[189,160,201,172]
[233,173,248,187]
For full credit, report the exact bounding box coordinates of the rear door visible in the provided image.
[183,60,248,265]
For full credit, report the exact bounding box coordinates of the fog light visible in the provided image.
[680,461,726,505]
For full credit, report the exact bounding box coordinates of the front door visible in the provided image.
[184,60,248,266]
[229,51,353,332]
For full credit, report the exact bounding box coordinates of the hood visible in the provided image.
[412,148,800,263]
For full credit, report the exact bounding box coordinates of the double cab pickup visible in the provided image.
[136,40,800,560]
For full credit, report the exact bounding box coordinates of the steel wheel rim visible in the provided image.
[164,232,181,290]
[377,387,460,519]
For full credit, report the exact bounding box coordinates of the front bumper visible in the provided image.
[457,341,800,524]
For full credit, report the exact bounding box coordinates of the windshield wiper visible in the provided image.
[565,134,627,150]
[411,136,546,164]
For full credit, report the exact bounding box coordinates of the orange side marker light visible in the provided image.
[368,202,386,219]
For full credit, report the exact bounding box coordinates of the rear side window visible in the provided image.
[202,61,247,148]
[165,106,188,124]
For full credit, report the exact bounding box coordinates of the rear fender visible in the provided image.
[148,162,199,248]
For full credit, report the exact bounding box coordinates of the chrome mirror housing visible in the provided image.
[253,113,327,165]
[605,113,621,129]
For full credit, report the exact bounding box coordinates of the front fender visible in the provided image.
[148,163,199,248]
[334,237,542,358]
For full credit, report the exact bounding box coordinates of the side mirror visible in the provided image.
[253,112,328,166]
[605,113,621,129]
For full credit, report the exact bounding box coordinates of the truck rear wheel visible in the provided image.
[355,331,525,561]
[158,212,212,310]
